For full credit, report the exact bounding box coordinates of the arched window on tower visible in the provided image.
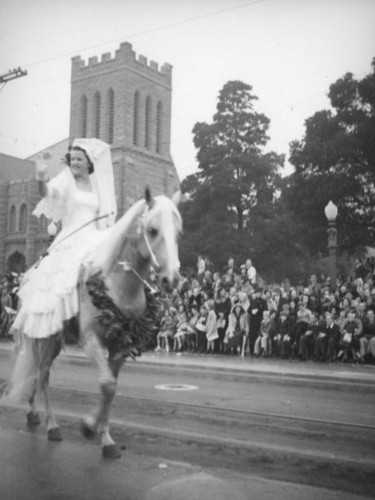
[145,95,152,150]
[133,91,140,146]
[19,204,27,232]
[156,100,163,154]
[94,91,101,138]
[80,95,88,138]
[107,88,115,144]
[9,205,16,233]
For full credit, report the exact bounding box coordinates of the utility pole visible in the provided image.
[0,67,28,84]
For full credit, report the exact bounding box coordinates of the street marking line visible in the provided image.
[155,384,198,391]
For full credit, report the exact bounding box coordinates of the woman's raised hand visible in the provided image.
[35,151,51,180]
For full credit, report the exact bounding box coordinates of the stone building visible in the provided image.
[0,42,180,274]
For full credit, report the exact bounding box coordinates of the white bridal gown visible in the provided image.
[13,187,107,339]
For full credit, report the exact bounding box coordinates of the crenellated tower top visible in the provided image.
[71,42,172,86]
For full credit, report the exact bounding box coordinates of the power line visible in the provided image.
[23,0,268,69]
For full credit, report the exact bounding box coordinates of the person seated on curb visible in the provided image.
[337,309,363,362]
[273,308,294,359]
[299,312,320,361]
[173,304,188,352]
[359,308,375,363]
[224,303,249,355]
[184,306,199,352]
[254,310,276,357]
[155,307,178,352]
[195,304,208,353]
[315,311,341,362]
[292,300,313,359]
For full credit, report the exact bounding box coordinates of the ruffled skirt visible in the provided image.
[13,225,107,339]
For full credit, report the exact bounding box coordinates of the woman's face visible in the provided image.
[70,149,91,179]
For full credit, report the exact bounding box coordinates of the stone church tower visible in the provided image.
[69,41,180,215]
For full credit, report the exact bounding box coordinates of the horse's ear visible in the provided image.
[145,186,155,208]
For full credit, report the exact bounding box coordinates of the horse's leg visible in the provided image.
[40,335,63,441]
[42,369,62,441]
[81,333,116,438]
[98,355,126,459]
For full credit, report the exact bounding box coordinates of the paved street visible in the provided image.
[0,342,375,499]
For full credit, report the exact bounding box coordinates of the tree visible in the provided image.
[180,81,284,271]
[284,58,375,255]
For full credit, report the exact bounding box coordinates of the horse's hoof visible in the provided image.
[80,420,96,440]
[26,411,41,427]
[102,444,122,459]
[47,427,63,441]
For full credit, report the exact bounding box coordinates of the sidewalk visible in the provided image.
[2,340,375,385]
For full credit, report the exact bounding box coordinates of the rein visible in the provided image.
[118,260,157,294]
[33,212,113,269]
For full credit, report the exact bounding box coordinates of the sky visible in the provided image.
[0,0,374,180]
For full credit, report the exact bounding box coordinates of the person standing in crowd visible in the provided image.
[206,299,218,353]
[308,274,321,298]
[196,255,206,285]
[223,256,236,275]
[359,308,375,363]
[248,286,266,355]
[245,258,257,285]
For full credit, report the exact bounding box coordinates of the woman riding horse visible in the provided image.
[5,140,182,458]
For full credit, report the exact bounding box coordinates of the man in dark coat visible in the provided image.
[248,286,267,355]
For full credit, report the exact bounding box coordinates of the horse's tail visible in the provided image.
[2,332,61,404]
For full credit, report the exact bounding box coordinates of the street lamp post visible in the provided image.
[324,201,338,291]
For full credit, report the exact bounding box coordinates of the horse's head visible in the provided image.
[136,188,182,292]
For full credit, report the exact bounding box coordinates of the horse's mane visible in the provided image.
[88,195,182,275]
[88,199,147,275]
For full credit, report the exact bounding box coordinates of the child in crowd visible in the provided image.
[254,310,273,357]
[205,299,218,353]
[173,304,188,352]
[155,307,178,352]
[216,312,227,353]
[196,305,208,353]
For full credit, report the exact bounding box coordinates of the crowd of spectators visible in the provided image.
[151,255,375,365]
[1,256,375,366]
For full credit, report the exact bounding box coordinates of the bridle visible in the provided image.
[118,207,161,292]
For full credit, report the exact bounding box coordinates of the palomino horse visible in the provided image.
[6,188,182,459]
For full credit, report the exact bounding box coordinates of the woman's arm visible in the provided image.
[35,156,50,198]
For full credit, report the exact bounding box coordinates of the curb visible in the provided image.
[1,341,375,386]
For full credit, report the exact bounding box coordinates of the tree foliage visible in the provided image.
[180,81,285,273]
[284,58,375,254]
[180,60,375,283]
